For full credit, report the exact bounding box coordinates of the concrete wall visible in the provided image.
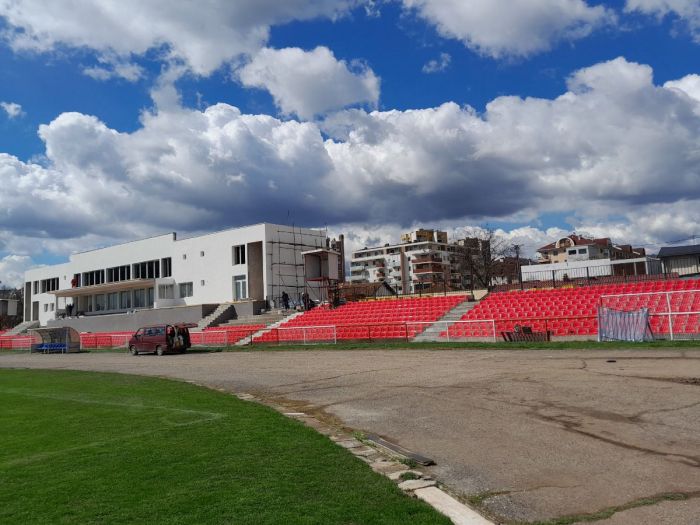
[47,304,218,333]
[247,241,264,300]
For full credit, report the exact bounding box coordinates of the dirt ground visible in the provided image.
[1,348,699,524]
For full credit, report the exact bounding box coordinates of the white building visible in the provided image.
[23,223,328,327]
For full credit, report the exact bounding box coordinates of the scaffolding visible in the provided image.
[267,225,328,308]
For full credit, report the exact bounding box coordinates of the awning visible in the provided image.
[50,279,156,298]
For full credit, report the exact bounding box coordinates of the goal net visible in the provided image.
[597,306,653,342]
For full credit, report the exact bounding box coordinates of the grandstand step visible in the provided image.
[237,311,305,346]
[413,300,477,342]
[195,304,237,331]
[4,320,39,336]
[218,310,291,327]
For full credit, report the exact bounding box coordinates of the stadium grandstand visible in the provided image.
[449,278,700,339]
[3,262,699,350]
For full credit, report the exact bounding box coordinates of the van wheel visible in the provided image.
[156,345,164,356]
[129,346,138,356]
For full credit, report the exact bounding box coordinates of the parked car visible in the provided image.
[128,323,194,356]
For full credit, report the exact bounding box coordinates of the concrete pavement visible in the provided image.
[1,348,699,524]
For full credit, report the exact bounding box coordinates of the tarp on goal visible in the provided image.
[597,306,654,342]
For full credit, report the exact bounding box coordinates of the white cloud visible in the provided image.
[402,0,614,58]
[1,101,23,118]
[626,0,700,42]
[665,74,700,102]
[82,53,144,82]
[237,46,380,119]
[422,52,451,73]
[0,0,356,75]
[0,254,34,288]
[1,57,700,262]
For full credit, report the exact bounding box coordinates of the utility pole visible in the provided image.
[513,244,523,291]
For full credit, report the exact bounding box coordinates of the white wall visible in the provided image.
[522,258,615,282]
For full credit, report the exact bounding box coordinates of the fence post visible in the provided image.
[666,292,674,341]
[446,322,450,343]
[491,320,497,342]
[405,322,409,343]
[303,327,307,346]
[552,271,556,289]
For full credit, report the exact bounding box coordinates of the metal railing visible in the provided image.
[600,289,700,341]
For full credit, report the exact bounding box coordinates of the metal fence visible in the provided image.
[599,289,700,341]
[493,270,674,293]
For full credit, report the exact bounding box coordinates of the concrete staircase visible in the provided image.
[412,300,477,342]
[4,320,39,336]
[195,304,237,331]
[235,310,304,346]
[218,310,291,328]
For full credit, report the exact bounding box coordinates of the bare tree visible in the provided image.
[461,227,518,289]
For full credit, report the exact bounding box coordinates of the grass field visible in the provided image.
[0,369,450,525]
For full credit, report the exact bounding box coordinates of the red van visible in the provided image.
[128,323,194,356]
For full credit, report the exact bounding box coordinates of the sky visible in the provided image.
[1,0,700,287]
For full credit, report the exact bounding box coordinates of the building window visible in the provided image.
[182,254,187,260]
[50,303,54,311]
[568,249,576,255]
[107,293,119,310]
[132,259,160,279]
[161,257,172,278]
[200,280,205,286]
[233,245,246,265]
[233,275,247,300]
[40,277,60,293]
[44,304,48,312]
[147,287,155,307]
[95,294,105,311]
[133,289,145,308]
[120,291,131,309]
[179,282,193,298]
[107,265,131,283]
[578,249,586,254]
[200,251,205,257]
[33,281,39,294]
[158,284,174,299]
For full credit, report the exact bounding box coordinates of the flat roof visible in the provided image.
[51,279,157,297]
[658,245,700,258]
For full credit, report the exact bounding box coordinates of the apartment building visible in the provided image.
[350,229,487,293]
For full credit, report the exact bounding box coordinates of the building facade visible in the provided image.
[23,223,328,326]
[537,235,645,264]
[658,245,700,277]
[350,229,485,293]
